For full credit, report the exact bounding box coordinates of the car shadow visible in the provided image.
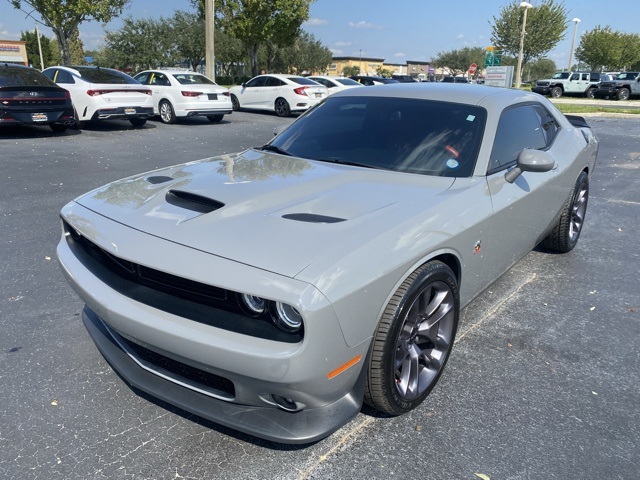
[0,124,83,139]
[75,120,157,132]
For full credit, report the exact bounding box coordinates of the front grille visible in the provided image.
[122,337,235,398]
[63,220,303,343]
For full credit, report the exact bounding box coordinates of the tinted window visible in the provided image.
[265,76,284,87]
[245,76,267,87]
[489,104,548,172]
[55,69,75,84]
[289,77,321,85]
[134,73,151,85]
[72,67,139,84]
[0,66,58,87]
[173,73,215,85]
[270,96,487,177]
[150,73,170,86]
[310,78,333,88]
[336,78,360,86]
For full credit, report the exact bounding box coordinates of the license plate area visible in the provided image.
[207,94,218,100]
[31,113,48,122]
[124,108,136,115]
[314,93,322,98]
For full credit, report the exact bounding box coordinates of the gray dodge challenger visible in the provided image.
[57,83,598,443]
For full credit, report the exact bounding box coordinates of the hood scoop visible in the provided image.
[282,213,346,224]
[165,189,225,213]
[146,175,175,184]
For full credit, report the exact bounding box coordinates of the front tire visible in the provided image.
[274,97,291,117]
[617,88,630,101]
[231,94,240,111]
[159,100,177,124]
[541,171,589,253]
[586,87,596,99]
[551,86,563,98]
[365,261,459,415]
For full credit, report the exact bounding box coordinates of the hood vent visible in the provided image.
[165,189,225,213]
[282,213,346,224]
[146,175,175,184]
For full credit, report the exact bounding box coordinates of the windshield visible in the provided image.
[72,66,140,84]
[173,73,216,85]
[0,66,58,87]
[552,72,571,79]
[269,96,486,177]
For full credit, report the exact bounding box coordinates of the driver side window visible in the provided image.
[488,105,548,173]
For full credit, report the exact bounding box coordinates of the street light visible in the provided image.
[515,1,533,89]
[568,18,581,71]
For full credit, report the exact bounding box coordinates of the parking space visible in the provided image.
[1,113,639,480]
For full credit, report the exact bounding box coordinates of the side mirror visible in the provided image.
[241,83,246,88]
[505,149,555,183]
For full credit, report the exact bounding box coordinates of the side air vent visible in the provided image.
[146,175,175,184]
[282,213,346,224]
[165,190,225,213]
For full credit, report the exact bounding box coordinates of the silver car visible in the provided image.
[57,84,598,444]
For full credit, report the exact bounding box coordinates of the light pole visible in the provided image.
[515,2,533,89]
[568,18,581,71]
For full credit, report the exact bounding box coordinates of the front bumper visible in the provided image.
[531,86,551,95]
[57,202,369,443]
[81,305,365,444]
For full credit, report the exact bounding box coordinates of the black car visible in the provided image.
[0,63,75,133]
[350,75,399,86]
[391,74,417,83]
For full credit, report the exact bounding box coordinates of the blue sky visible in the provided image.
[1,0,637,68]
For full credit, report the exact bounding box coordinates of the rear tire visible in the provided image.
[50,123,67,133]
[586,87,596,99]
[541,171,589,253]
[274,98,291,117]
[129,117,147,127]
[365,261,459,415]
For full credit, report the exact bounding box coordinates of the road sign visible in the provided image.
[469,63,477,74]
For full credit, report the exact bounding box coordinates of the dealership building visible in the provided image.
[0,40,29,65]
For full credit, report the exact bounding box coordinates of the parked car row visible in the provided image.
[531,71,640,100]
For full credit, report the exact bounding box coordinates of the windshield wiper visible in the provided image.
[258,144,291,156]
[317,157,377,169]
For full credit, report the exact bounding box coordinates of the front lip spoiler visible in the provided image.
[82,305,366,444]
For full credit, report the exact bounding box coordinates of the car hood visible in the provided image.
[74,149,455,278]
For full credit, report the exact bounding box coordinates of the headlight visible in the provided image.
[240,294,267,315]
[273,302,303,333]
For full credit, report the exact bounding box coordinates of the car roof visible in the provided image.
[332,83,551,110]
[253,73,305,79]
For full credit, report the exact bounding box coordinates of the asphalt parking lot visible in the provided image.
[1,111,639,480]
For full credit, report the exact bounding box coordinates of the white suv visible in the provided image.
[134,69,233,124]
[42,66,154,127]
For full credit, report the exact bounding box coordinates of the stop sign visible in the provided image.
[469,63,477,74]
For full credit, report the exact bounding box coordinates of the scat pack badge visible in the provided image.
[473,240,482,255]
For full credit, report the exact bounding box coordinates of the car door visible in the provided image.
[239,76,268,109]
[481,103,567,282]
[43,68,84,117]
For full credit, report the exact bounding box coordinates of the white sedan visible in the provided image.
[308,75,363,94]
[134,69,233,124]
[42,66,154,127]
[229,74,328,117]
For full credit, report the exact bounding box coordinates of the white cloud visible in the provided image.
[457,34,464,40]
[304,18,328,26]
[331,48,344,55]
[394,52,406,58]
[335,41,351,47]
[349,21,382,30]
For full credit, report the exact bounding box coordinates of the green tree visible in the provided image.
[433,47,485,76]
[575,26,640,71]
[49,29,85,65]
[217,0,314,76]
[102,17,171,70]
[20,30,54,69]
[164,11,206,71]
[341,65,360,77]
[526,57,557,81]
[271,32,332,75]
[375,65,394,78]
[9,0,129,65]
[490,0,567,70]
